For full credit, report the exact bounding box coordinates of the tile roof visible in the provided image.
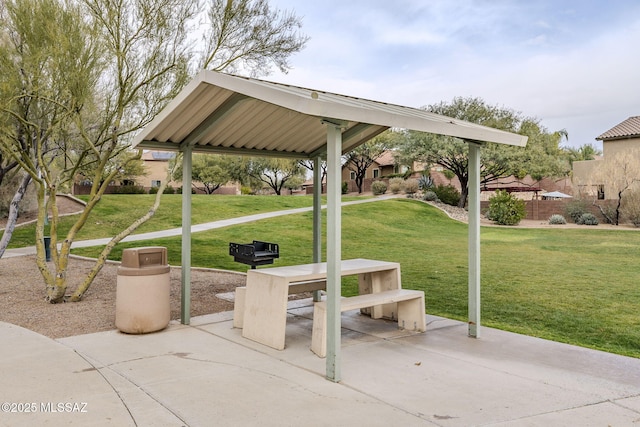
[141,151,176,161]
[375,151,396,166]
[596,116,640,140]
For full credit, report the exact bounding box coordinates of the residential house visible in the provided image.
[573,116,640,200]
[341,151,410,193]
[140,151,176,190]
[140,151,240,194]
[74,151,240,194]
[340,150,568,199]
[72,151,176,195]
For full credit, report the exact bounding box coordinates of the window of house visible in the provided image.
[597,185,605,200]
[151,180,161,188]
[373,169,380,178]
[350,171,356,180]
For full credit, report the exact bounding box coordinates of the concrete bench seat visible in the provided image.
[240,259,403,350]
[311,289,426,358]
[233,279,326,328]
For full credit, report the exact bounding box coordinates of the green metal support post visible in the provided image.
[325,121,343,382]
[468,141,481,338]
[180,145,193,325]
[313,155,323,302]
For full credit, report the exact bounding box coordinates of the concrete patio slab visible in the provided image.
[0,323,135,426]
[2,297,640,426]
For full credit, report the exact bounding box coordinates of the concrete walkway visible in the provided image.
[2,300,640,426]
[2,196,398,258]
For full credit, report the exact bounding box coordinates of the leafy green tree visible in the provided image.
[396,97,570,207]
[240,157,305,195]
[173,154,235,194]
[564,143,602,166]
[0,0,307,302]
[283,174,305,193]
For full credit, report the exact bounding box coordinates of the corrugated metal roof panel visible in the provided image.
[133,70,528,156]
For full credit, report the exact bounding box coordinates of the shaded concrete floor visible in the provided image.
[2,299,640,426]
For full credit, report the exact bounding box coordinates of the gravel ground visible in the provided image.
[0,255,246,339]
[1,197,246,339]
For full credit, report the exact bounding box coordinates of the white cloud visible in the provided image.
[268,0,640,147]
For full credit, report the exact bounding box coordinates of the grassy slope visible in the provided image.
[65,197,640,358]
[7,194,357,248]
[7,196,640,357]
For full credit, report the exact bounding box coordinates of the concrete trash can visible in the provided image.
[116,247,170,334]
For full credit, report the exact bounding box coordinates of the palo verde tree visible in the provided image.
[0,0,102,265]
[0,0,307,303]
[396,97,570,207]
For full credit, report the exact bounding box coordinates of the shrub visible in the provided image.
[597,203,617,224]
[403,178,419,197]
[621,189,640,227]
[417,175,434,191]
[388,177,404,194]
[148,186,159,194]
[163,186,175,194]
[486,190,526,226]
[113,185,145,194]
[548,214,567,225]
[565,199,588,223]
[176,187,196,194]
[433,185,460,206]
[371,180,387,195]
[577,212,599,226]
[341,181,348,194]
[422,190,438,202]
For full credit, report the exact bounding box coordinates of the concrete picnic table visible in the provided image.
[237,258,404,350]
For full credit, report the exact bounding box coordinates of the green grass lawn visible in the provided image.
[6,194,364,248]
[9,195,640,358]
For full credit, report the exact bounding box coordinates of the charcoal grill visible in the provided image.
[229,240,279,269]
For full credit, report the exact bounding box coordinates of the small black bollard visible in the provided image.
[43,236,51,262]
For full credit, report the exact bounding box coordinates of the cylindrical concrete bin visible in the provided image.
[116,247,170,334]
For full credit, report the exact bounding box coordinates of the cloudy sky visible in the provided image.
[266,0,640,148]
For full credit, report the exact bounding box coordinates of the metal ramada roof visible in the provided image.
[132,70,527,156]
[596,116,640,141]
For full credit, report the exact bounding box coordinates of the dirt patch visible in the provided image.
[0,255,246,339]
[0,195,85,230]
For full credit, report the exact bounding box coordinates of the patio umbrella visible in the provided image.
[542,191,572,199]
